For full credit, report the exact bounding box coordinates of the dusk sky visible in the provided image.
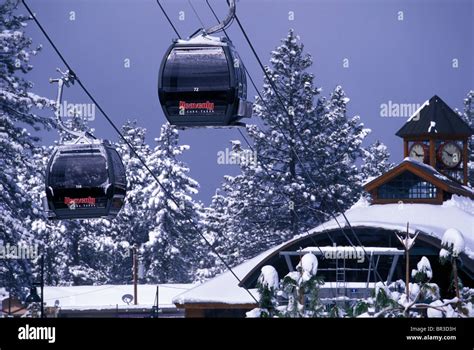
[20,0,473,203]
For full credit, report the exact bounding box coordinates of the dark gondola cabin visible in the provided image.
[44,141,126,220]
[158,35,252,127]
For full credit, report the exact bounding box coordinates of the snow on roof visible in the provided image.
[42,284,194,310]
[173,196,473,306]
[306,195,474,258]
[176,35,226,46]
[407,99,429,122]
[173,245,287,305]
[396,95,473,137]
[0,288,8,303]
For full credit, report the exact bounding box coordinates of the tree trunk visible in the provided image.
[288,107,298,238]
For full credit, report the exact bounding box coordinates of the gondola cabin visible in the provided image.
[44,141,126,220]
[158,35,252,127]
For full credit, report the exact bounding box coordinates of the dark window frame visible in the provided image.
[377,171,438,199]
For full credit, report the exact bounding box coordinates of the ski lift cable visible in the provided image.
[208,1,362,238]
[229,7,388,285]
[21,0,258,303]
[187,0,206,30]
[155,0,181,39]
[206,0,383,283]
[202,0,327,258]
[205,1,387,285]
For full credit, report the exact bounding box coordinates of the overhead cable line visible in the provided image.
[21,0,258,303]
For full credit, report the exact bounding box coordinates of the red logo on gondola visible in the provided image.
[64,197,96,205]
[179,101,215,112]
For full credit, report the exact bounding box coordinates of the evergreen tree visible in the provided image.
[0,0,51,296]
[142,124,204,283]
[211,30,368,264]
[462,91,474,186]
[107,120,153,283]
[255,265,279,317]
[361,140,394,182]
[280,253,324,317]
[197,191,232,279]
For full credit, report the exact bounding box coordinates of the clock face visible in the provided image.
[438,142,462,168]
[409,143,427,163]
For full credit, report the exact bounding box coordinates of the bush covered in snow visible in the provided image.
[249,255,473,318]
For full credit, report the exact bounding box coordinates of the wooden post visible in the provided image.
[463,138,468,185]
[404,140,409,158]
[40,255,44,318]
[429,138,436,167]
[133,246,138,305]
[405,223,410,302]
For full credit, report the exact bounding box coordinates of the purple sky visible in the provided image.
[21,0,473,203]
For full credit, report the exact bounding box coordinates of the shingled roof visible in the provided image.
[396,95,473,138]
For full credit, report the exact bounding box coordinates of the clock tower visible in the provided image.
[364,95,474,205]
[395,95,473,185]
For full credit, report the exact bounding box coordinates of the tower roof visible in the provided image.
[396,95,473,138]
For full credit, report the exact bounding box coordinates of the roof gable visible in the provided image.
[395,95,473,138]
[364,159,474,199]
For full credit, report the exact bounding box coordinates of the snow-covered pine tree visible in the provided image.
[440,228,465,300]
[142,124,204,283]
[462,91,473,186]
[197,190,232,279]
[212,30,368,264]
[105,120,153,283]
[253,265,279,317]
[360,140,394,182]
[315,86,369,213]
[0,0,52,296]
[29,145,69,286]
[280,253,324,317]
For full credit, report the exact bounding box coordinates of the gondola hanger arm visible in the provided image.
[202,0,235,35]
[50,68,95,142]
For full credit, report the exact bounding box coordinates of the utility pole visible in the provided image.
[40,254,44,318]
[132,245,138,305]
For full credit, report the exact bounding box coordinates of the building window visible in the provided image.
[377,171,437,199]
